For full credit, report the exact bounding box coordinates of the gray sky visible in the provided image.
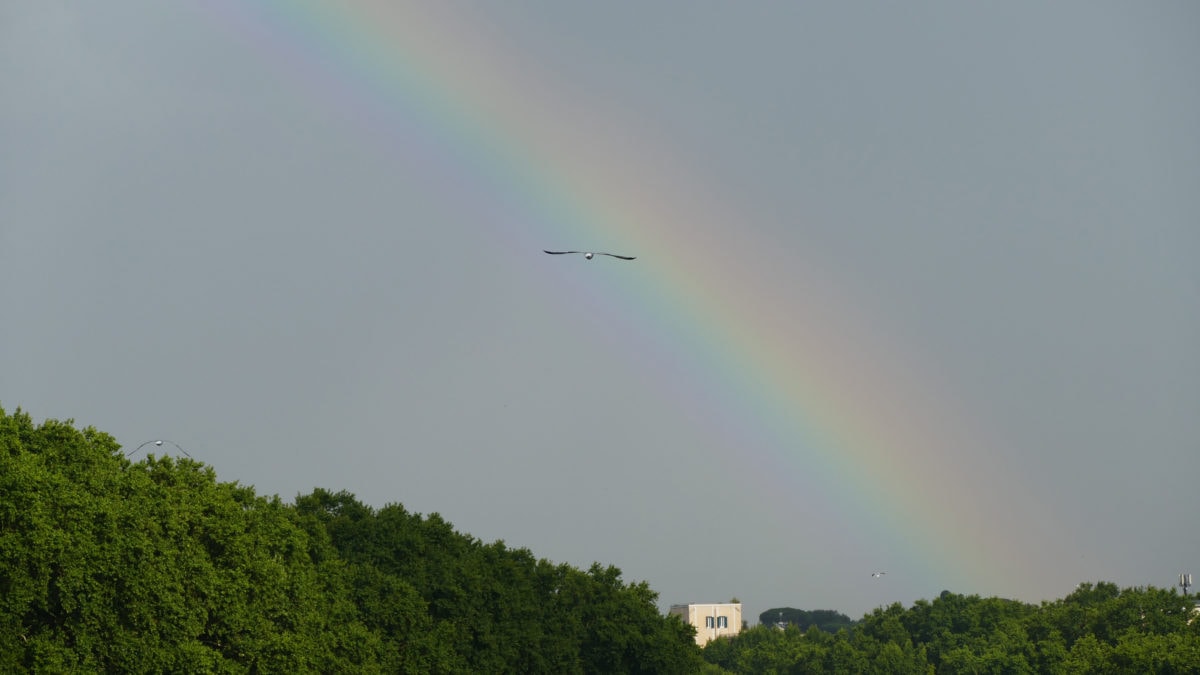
[3,2,1197,621]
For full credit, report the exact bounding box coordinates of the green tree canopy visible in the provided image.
[760,607,856,633]
[0,406,703,673]
[705,585,1200,674]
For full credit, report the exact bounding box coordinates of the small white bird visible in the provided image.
[871,571,886,578]
[544,250,636,261]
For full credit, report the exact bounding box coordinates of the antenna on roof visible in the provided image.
[1182,573,1193,596]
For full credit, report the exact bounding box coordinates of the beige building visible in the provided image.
[669,602,743,646]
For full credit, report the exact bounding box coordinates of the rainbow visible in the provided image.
[198,1,1069,601]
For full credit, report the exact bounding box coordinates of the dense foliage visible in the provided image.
[0,408,701,673]
[6,407,1198,673]
[706,586,1200,673]
[759,607,856,634]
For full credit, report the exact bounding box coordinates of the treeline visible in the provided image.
[704,585,1200,673]
[0,408,702,673]
[758,608,856,634]
[7,408,1200,674]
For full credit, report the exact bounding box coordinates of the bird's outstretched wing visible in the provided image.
[544,249,635,261]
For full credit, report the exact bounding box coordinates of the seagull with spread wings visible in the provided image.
[544,250,636,260]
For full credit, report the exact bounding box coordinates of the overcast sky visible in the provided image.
[3,2,1197,622]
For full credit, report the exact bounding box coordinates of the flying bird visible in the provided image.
[544,250,635,261]
[871,571,886,578]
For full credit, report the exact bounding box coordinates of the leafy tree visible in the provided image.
[760,607,856,633]
[292,487,704,673]
[3,408,709,672]
[702,581,1200,674]
[24,406,1200,675]
[0,407,381,671]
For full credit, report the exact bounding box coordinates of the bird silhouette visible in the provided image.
[871,571,886,578]
[544,250,635,260]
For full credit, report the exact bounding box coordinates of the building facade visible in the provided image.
[668,602,743,646]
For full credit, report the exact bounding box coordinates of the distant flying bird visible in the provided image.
[126,439,193,459]
[871,571,886,578]
[544,250,636,261]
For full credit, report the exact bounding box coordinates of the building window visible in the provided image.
[717,616,728,629]
[705,616,715,628]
